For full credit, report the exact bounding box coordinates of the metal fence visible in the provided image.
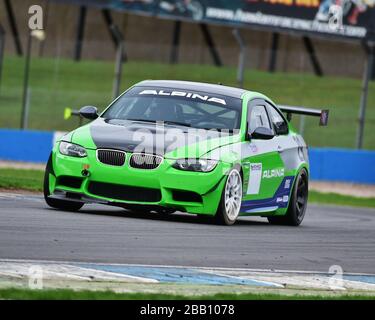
[0,33,374,150]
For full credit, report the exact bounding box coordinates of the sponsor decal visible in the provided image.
[262,168,285,179]
[241,176,295,212]
[139,90,227,105]
[247,163,262,195]
[250,163,262,171]
[284,178,291,189]
[249,143,258,153]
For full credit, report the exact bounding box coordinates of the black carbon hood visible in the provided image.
[89,118,223,156]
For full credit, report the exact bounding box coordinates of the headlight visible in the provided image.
[172,159,218,172]
[59,141,87,157]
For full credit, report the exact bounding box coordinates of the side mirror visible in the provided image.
[250,127,275,140]
[274,122,289,135]
[79,106,99,120]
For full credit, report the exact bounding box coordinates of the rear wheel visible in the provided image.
[215,168,243,225]
[43,157,83,212]
[268,168,308,226]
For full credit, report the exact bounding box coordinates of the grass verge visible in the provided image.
[0,55,374,149]
[0,168,43,191]
[0,168,374,208]
[309,191,375,208]
[0,287,373,300]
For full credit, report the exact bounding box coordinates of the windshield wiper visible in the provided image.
[163,120,191,127]
[126,119,191,127]
[126,118,157,123]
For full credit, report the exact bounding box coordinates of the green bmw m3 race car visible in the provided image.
[44,80,328,226]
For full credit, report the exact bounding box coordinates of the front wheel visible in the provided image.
[215,168,243,225]
[268,168,308,226]
[43,157,83,212]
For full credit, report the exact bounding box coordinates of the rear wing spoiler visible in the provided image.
[278,105,329,126]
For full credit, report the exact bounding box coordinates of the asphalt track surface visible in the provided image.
[0,194,374,274]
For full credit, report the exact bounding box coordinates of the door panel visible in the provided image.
[240,141,286,213]
[240,99,287,214]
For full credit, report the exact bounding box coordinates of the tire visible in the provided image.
[215,168,243,225]
[43,156,83,212]
[268,168,308,226]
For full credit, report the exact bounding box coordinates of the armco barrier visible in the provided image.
[308,148,375,185]
[0,129,374,184]
[0,129,54,163]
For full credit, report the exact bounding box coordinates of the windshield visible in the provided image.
[102,86,242,130]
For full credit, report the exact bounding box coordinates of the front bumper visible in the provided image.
[48,148,229,215]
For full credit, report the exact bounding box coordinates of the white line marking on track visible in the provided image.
[1,259,374,290]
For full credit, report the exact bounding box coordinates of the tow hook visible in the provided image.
[81,169,90,177]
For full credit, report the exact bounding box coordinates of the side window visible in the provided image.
[267,104,288,135]
[249,105,272,133]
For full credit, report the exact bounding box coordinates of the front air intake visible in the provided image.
[97,149,126,166]
[56,176,83,189]
[88,181,162,202]
[172,190,203,203]
[129,153,163,170]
